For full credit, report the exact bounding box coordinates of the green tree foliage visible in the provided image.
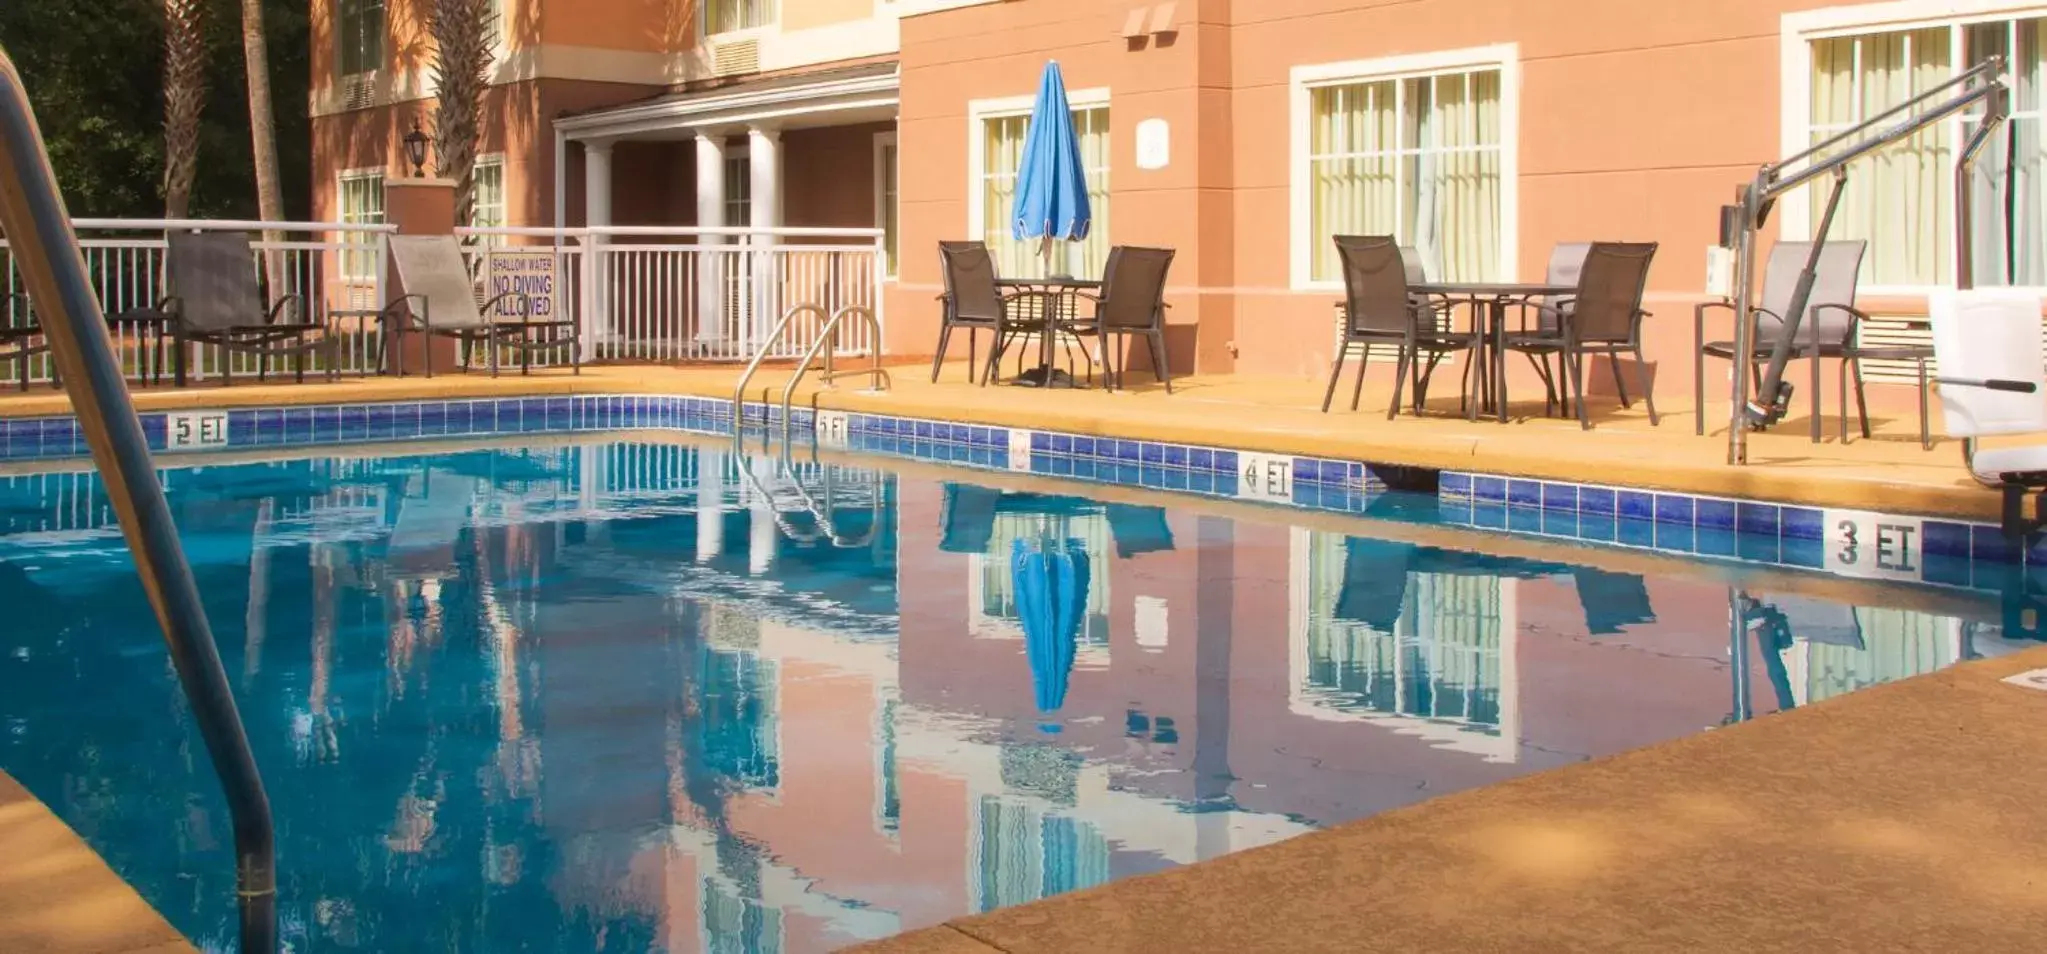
[0,0,311,219]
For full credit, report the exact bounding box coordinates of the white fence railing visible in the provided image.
[0,220,886,385]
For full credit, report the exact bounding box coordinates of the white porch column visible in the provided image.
[747,125,782,350]
[583,139,616,348]
[694,132,729,347]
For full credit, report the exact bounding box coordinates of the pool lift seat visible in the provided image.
[1927,288,2047,540]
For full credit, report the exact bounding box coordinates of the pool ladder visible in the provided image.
[730,303,890,450]
[732,455,886,548]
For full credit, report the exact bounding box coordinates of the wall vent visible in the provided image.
[711,38,761,77]
[342,73,376,111]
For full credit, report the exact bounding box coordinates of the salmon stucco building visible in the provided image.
[311,0,2046,403]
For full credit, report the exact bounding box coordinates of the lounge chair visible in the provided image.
[159,230,326,387]
[1925,287,2047,539]
[1,292,47,391]
[381,235,577,377]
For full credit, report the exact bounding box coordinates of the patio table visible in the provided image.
[995,277,1103,389]
[1413,282,1574,423]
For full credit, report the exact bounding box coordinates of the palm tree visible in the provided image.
[161,0,205,219]
[428,0,495,234]
[239,0,285,287]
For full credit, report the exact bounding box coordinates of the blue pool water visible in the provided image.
[0,437,2025,952]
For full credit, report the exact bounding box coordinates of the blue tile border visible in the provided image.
[0,393,2024,593]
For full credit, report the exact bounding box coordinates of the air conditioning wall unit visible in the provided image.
[711,38,761,77]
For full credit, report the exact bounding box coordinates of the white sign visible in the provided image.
[1238,452,1294,502]
[2004,668,2047,692]
[486,251,559,319]
[1008,429,1034,472]
[166,411,229,450]
[1135,118,1170,171]
[1704,245,1733,299]
[814,410,849,449]
[1822,508,1924,582]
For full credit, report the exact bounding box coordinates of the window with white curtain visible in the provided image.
[1303,66,1503,284]
[975,104,1111,280]
[1806,17,2046,288]
[336,0,385,78]
[705,0,776,35]
[338,171,385,280]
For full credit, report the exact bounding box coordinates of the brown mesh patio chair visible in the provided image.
[1070,245,1176,393]
[1691,240,1913,445]
[1514,242,1593,413]
[935,241,1030,384]
[1323,235,1483,419]
[382,235,578,377]
[159,230,326,386]
[1503,241,1659,430]
[1,293,48,391]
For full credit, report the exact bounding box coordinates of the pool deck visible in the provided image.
[0,362,2028,952]
[859,643,2047,954]
[0,360,2005,521]
[0,772,196,954]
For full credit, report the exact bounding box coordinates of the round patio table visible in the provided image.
[1413,282,1575,422]
[995,277,1103,389]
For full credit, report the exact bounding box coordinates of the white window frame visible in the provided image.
[335,0,386,79]
[336,167,386,281]
[1287,44,1521,291]
[1781,0,2047,294]
[874,131,899,279]
[965,87,1112,272]
[724,147,754,228]
[470,154,507,247]
[702,0,778,38]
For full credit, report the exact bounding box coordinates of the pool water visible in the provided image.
[0,438,2024,952]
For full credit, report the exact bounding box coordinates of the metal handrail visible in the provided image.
[732,303,829,443]
[0,46,277,953]
[778,305,890,447]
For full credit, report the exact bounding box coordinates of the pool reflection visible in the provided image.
[0,439,2025,953]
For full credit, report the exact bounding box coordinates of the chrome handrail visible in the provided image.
[0,46,277,952]
[731,303,829,444]
[778,305,889,448]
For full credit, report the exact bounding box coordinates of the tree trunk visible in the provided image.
[430,0,495,237]
[161,0,206,219]
[240,0,284,290]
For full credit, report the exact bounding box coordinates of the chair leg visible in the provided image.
[1386,347,1412,421]
[1838,357,1852,444]
[1321,343,1350,413]
[1350,344,1371,412]
[1916,357,1930,450]
[1568,348,1591,430]
[1809,350,1823,444]
[1634,347,1659,426]
[1148,331,1171,395]
[1694,346,1707,436]
[930,324,952,384]
[1852,357,1873,440]
[1608,352,1632,408]
[966,328,979,385]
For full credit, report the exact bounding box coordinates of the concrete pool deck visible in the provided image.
[0,361,2004,521]
[0,772,196,954]
[858,643,2047,954]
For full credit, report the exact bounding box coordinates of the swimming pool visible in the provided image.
[0,434,2025,952]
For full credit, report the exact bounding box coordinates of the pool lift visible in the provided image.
[0,47,277,953]
[1723,54,2009,464]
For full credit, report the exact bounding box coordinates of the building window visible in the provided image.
[336,0,385,78]
[338,171,385,280]
[972,100,1110,279]
[470,156,505,246]
[1804,16,2045,287]
[725,152,753,228]
[705,0,775,35]
[876,133,899,277]
[485,0,507,61]
[1296,55,1508,286]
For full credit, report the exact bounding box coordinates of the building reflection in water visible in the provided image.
[0,440,2018,953]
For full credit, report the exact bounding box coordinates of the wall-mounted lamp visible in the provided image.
[403,120,432,178]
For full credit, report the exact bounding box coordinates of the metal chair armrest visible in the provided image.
[266,293,306,325]
[478,291,535,323]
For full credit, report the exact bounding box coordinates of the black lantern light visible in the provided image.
[403,120,431,178]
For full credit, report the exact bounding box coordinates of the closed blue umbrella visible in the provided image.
[1010,60,1093,278]
[1013,535,1088,713]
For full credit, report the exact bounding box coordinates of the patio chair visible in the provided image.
[159,230,325,387]
[939,483,1003,554]
[934,241,1015,384]
[1503,241,1659,430]
[1516,242,1593,414]
[1692,241,1915,445]
[1,292,48,391]
[1105,503,1175,557]
[1322,235,1483,419]
[381,234,576,377]
[1069,245,1176,393]
[1571,568,1655,635]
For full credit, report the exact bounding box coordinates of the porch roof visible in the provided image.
[555,61,900,141]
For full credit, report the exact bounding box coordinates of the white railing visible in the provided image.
[0,220,885,386]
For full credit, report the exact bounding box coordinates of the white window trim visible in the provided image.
[336,167,387,281]
[1287,44,1521,291]
[874,131,899,279]
[1779,0,2047,295]
[965,87,1112,252]
[471,153,508,231]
